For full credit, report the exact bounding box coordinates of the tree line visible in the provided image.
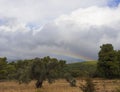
[0,56,69,88]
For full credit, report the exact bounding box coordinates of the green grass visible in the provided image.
[65,61,97,77]
[67,61,97,70]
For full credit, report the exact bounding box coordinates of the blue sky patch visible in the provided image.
[0,19,8,25]
[108,0,120,7]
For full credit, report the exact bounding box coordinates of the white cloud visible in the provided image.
[53,5,120,57]
[56,6,120,26]
[0,0,108,24]
[0,0,120,61]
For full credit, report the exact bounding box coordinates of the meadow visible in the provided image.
[0,79,120,92]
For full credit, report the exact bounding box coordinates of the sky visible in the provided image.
[0,0,120,61]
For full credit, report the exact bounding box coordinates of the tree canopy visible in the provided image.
[0,56,67,88]
[14,56,66,88]
[97,44,120,78]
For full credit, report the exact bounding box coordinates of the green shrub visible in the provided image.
[69,78,76,87]
[80,78,96,92]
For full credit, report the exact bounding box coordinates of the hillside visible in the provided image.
[65,61,97,77]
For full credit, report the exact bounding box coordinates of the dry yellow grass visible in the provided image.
[0,81,36,92]
[0,79,120,92]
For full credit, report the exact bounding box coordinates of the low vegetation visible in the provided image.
[66,61,97,77]
[80,78,96,92]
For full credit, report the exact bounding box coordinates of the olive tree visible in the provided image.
[16,56,66,88]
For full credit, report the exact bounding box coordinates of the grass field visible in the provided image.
[0,79,120,92]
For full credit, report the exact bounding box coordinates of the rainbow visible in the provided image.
[51,50,95,61]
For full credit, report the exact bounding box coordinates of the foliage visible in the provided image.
[64,72,77,87]
[0,56,67,88]
[97,44,120,78]
[15,60,32,84]
[0,56,97,83]
[69,78,76,87]
[66,61,97,78]
[0,57,8,80]
[117,50,120,77]
[63,61,97,87]
[6,63,16,80]
[15,56,66,88]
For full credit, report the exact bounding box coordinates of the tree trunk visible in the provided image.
[36,80,43,88]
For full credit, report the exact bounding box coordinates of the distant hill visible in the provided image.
[65,61,97,77]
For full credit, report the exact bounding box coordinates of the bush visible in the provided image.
[80,78,96,92]
[69,78,76,87]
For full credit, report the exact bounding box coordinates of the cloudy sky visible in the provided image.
[0,0,120,61]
